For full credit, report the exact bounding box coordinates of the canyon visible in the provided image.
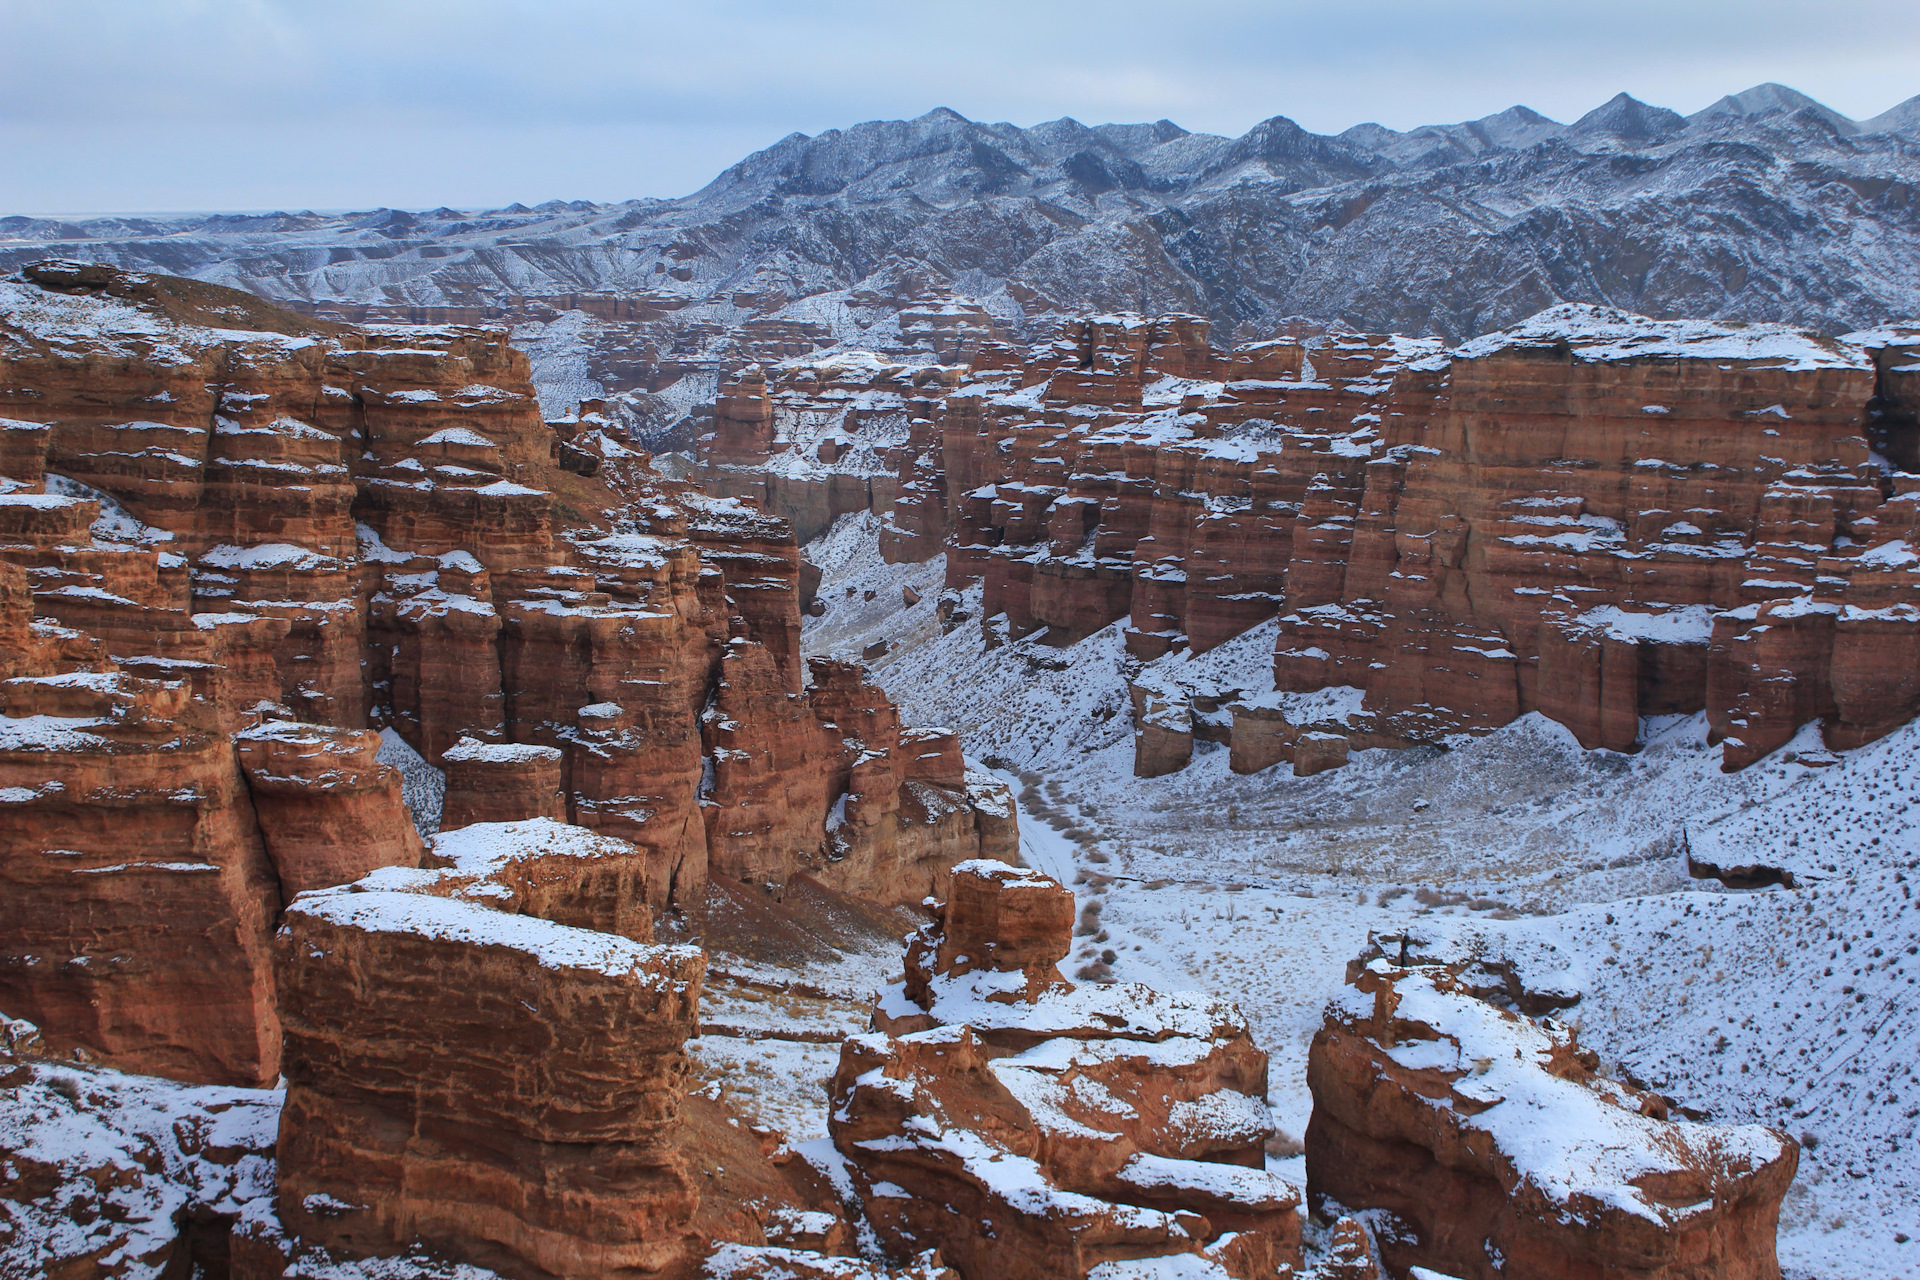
[3,248,1913,1280]
[700,305,1920,790]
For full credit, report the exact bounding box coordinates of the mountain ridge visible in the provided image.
[2,81,1916,419]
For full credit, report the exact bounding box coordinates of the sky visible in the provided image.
[3,0,1916,215]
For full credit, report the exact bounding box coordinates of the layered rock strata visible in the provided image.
[830,860,1302,1280]
[829,304,1920,773]
[234,720,425,897]
[439,735,567,831]
[1307,958,1798,1280]
[274,818,847,1280]
[0,670,286,1085]
[696,353,963,544]
[0,262,1012,1087]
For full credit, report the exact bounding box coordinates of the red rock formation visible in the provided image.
[847,300,1920,774]
[0,1016,283,1280]
[831,861,1302,1280]
[0,261,1014,1091]
[696,354,953,545]
[807,659,1019,905]
[439,735,567,831]
[273,819,858,1280]
[1307,958,1797,1280]
[0,670,282,1086]
[234,720,424,899]
[276,885,706,1278]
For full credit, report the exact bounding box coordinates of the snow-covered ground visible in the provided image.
[801,513,1920,1279]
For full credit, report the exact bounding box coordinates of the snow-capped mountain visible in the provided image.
[3,82,1916,382]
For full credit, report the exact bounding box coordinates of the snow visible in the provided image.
[0,1054,279,1280]
[285,887,704,984]
[876,965,1243,1043]
[801,516,1920,1276]
[42,471,174,545]
[1453,303,1872,372]
[427,817,633,879]
[440,737,562,764]
[1086,1256,1233,1279]
[1570,604,1715,645]
[376,727,445,836]
[417,427,498,448]
[198,542,340,572]
[703,1243,952,1279]
[474,479,547,497]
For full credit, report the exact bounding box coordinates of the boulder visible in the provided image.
[831,861,1302,1280]
[1306,959,1798,1280]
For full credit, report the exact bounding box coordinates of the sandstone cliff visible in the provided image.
[0,261,1013,1089]
[1307,957,1798,1280]
[784,304,1920,776]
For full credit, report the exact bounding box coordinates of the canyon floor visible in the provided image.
[739,510,1920,1280]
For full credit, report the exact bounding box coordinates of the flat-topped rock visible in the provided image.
[438,734,566,831]
[1307,959,1798,1280]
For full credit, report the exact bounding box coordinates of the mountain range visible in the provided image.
[2,81,1915,359]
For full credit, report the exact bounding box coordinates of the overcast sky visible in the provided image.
[4,0,1915,215]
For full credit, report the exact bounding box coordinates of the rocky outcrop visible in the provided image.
[1306,958,1797,1280]
[852,302,1920,774]
[276,889,705,1278]
[0,1015,283,1280]
[273,819,849,1280]
[439,735,567,831]
[830,861,1302,1280]
[696,353,958,546]
[0,670,284,1086]
[234,720,424,898]
[0,262,1013,1088]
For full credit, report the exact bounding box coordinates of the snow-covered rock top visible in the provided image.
[440,738,563,765]
[1335,961,1793,1228]
[880,963,1248,1043]
[1454,302,1872,372]
[286,885,701,984]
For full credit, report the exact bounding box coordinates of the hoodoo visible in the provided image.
[831,861,1302,1280]
[0,261,1013,1089]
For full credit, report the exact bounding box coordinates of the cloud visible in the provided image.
[0,0,1913,211]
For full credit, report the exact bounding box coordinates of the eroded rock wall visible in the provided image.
[830,860,1302,1280]
[803,302,1920,775]
[0,261,1013,1088]
[1306,958,1797,1280]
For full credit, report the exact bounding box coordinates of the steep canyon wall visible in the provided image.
[704,306,1920,777]
[0,261,1012,1090]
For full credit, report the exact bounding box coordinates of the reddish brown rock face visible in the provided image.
[234,720,424,899]
[276,884,707,1279]
[831,862,1302,1280]
[0,263,1016,1091]
[439,735,567,831]
[784,301,1920,775]
[1306,960,1797,1280]
[270,819,867,1279]
[0,671,283,1086]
